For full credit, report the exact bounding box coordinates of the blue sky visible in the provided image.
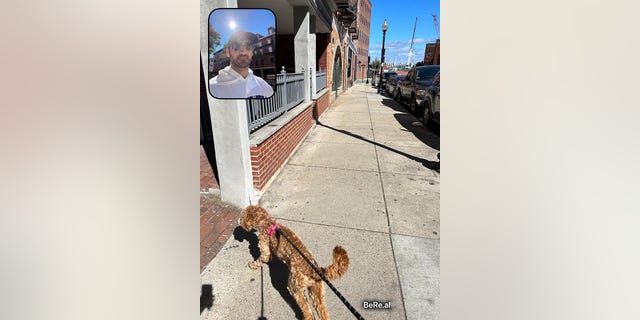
[368,0,440,64]
[207,3,439,63]
[209,9,276,51]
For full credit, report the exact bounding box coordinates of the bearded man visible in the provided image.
[209,30,274,99]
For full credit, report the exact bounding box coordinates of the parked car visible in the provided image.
[380,71,397,91]
[386,75,405,97]
[397,65,440,114]
[422,71,440,125]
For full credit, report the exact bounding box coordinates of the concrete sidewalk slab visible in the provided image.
[370,113,424,128]
[305,125,375,145]
[201,220,406,320]
[320,111,372,124]
[317,117,373,129]
[373,129,438,148]
[382,173,440,239]
[332,104,371,113]
[288,141,379,172]
[392,235,440,320]
[260,165,389,233]
[368,101,406,114]
[329,103,369,113]
[375,142,440,177]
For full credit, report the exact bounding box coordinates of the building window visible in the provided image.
[268,46,272,53]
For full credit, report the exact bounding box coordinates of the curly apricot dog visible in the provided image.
[239,205,349,320]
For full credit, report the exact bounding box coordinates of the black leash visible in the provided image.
[275,228,365,320]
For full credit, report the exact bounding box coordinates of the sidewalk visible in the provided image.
[201,83,440,319]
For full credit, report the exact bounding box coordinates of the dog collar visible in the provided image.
[268,224,280,237]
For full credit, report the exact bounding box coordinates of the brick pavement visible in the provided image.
[200,146,218,192]
[200,146,242,272]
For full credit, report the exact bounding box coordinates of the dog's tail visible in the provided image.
[320,246,349,281]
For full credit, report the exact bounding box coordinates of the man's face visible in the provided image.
[227,40,255,70]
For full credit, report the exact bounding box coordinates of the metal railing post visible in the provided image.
[281,66,287,111]
[301,66,306,103]
[309,69,312,99]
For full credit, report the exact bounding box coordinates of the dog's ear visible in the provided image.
[255,206,270,221]
[239,207,255,230]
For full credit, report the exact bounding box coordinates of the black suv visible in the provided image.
[397,65,440,114]
[422,71,440,125]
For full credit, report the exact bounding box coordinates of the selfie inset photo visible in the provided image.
[208,8,276,99]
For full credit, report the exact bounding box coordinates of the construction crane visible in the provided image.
[407,17,418,66]
[432,13,440,39]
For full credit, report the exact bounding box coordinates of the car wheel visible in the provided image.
[423,102,432,126]
[410,97,418,114]
[393,88,400,101]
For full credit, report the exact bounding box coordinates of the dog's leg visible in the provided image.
[249,232,272,270]
[288,274,315,320]
[309,280,330,320]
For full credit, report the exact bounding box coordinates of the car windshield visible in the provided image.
[417,67,440,80]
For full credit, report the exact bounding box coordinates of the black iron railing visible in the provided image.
[247,72,305,132]
[247,69,328,133]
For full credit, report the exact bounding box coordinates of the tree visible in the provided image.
[208,24,221,56]
[370,59,381,72]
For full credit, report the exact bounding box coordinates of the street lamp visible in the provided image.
[377,19,388,93]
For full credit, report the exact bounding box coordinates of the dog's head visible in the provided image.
[239,205,270,232]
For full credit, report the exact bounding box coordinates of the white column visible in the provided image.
[208,99,256,208]
[294,8,311,103]
[201,0,257,208]
[309,33,317,99]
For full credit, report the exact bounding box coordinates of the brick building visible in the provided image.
[210,48,228,78]
[250,26,276,80]
[354,0,371,81]
[424,39,440,65]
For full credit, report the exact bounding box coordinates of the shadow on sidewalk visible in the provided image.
[317,121,439,173]
[200,284,214,314]
[233,227,305,320]
[380,97,440,143]
[378,93,409,114]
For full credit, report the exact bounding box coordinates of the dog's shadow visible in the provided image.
[234,226,305,320]
[200,284,214,314]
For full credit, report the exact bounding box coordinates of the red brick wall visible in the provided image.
[424,40,440,65]
[355,0,372,81]
[315,90,330,119]
[250,104,315,191]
